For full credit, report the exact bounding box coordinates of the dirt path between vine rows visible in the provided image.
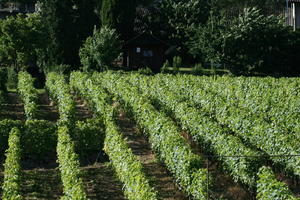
[36,92,59,121]
[0,93,125,199]
[0,92,24,121]
[75,97,93,121]
[74,97,126,200]
[116,107,188,200]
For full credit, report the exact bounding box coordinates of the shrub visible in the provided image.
[257,166,298,200]
[2,127,22,200]
[22,120,57,160]
[57,125,88,199]
[222,8,290,75]
[0,120,23,155]
[190,7,294,75]
[79,26,122,72]
[73,119,105,158]
[18,71,39,119]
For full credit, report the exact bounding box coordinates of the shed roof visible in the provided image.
[125,32,169,46]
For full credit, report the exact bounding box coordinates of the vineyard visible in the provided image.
[0,71,299,199]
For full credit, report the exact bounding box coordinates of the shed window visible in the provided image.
[143,50,153,57]
[136,47,141,53]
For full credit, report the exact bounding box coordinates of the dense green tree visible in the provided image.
[38,0,100,72]
[151,0,210,57]
[79,26,122,72]
[101,0,136,40]
[74,0,102,40]
[38,0,75,69]
[0,13,46,70]
[189,8,294,75]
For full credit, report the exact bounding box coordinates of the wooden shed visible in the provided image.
[123,32,169,71]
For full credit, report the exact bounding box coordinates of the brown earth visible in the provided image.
[36,92,59,121]
[0,92,24,121]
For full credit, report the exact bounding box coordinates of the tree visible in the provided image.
[101,0,136,40]
[158,0,210,52]
[79,26,122,72]
[0,13,46,71]
[38,0,75,69]
[38,0,101,72]
[190,8,293,75]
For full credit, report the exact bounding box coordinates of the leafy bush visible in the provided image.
[0,13,46,70]
[257,166,299,200]
[22,120,57,160]
[79,26,122,72]
[0,119,56,160]
[2,127,22,200]
[45,72,75,126]
[70,72,159,200]
[190,7,294,75]
[96,72,209,199]
[0,120,23,155]
[57,125,88,199]
[73,119,105,158]
[222,8,290,75]
[18,71,38,119]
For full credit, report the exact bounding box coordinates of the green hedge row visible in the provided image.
[129,73,264,188]
[45,72,75,126]
[17,71,38,120]
[147,74,300,178]
[0,119,56,160]
[95,71,209,199]
[73,119,105,158]
[57,125,88,199]
[70,72,158,200]
[2,127,22,200]
[46,72,89,199]
[0,119,104,162]
[257,166,299,200]
[0,119,22,155]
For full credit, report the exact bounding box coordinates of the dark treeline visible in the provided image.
[0,0,299,76]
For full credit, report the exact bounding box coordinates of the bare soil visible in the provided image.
[81,163,126,200]
[0,92,24,121]
[36,92,59,121]
[75,97,93,121]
